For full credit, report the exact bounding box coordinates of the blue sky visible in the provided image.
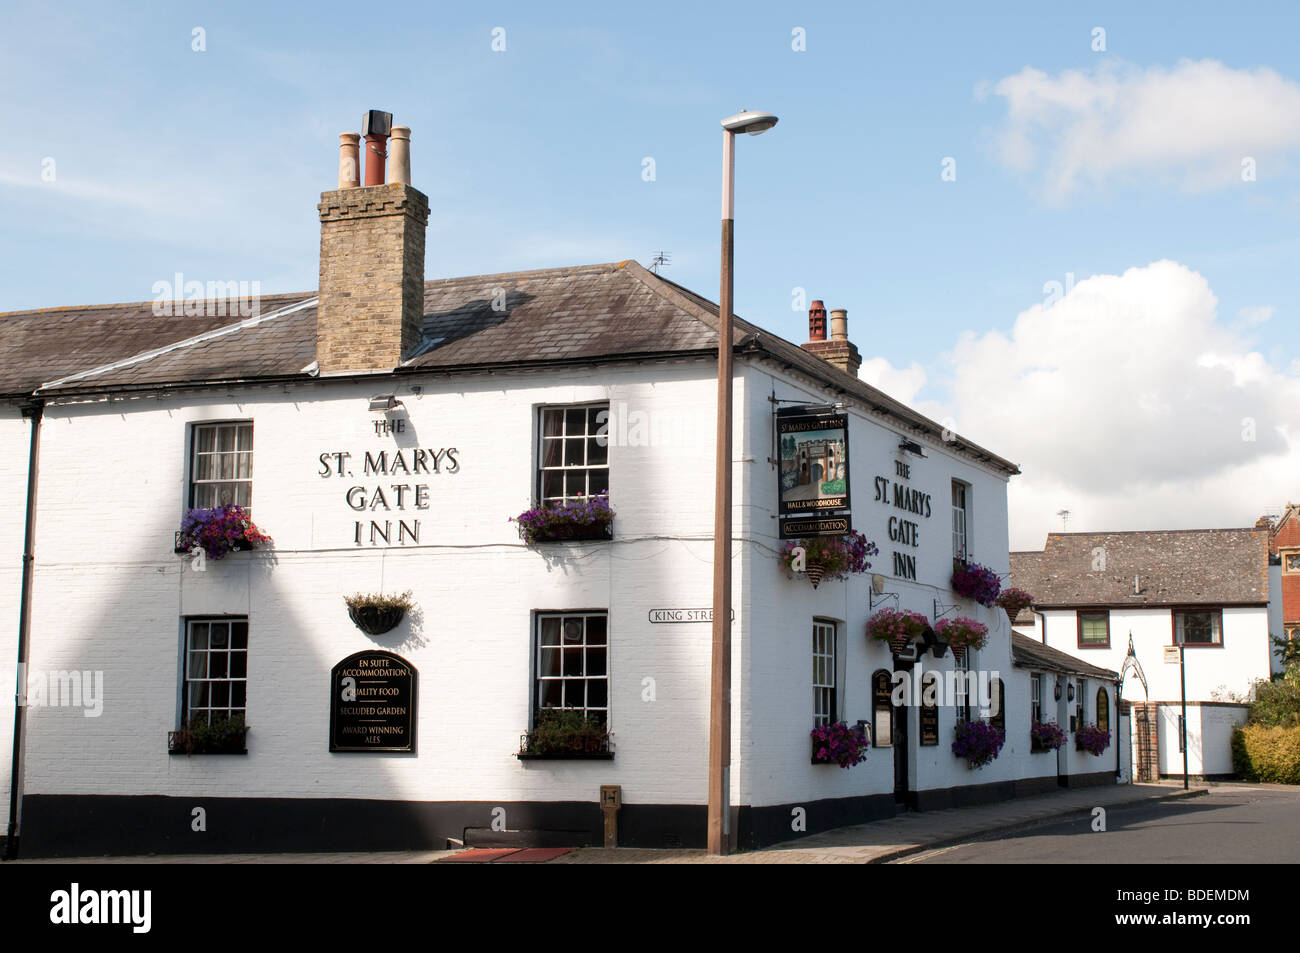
[3,1,1298,546]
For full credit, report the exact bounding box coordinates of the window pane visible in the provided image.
[587,680,608,708]
[588,438,608,466]
[565,470,586,497]
[197,427,215,452]
[230,653,247,678]
[564,438,585,466]
[563,679,585,706]
[210,624,229,648]
[540,617,561,646]
[236,425,253,451]
[538,647,560,677]
[210,653,228,679]
[562,619,584,643]
[542,438,562,469]
[542,409,564,438]
[565,408,586,434]
[539,680,563,707]
[189,623,209,649]
[586,647,606,676]
[587,407,605,433]
[563,647,583,676]
[231,683,246,708]
[188,682,209,708]
[588,469,609,497]
[188,652,208,678]
[211,682,230,707]
[217,426,236,452]
[231,622,248,648]
[542,470,563,500]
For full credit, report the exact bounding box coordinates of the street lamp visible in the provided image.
[709,108,777,856]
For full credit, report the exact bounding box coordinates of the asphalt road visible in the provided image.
[900,784,1300,864]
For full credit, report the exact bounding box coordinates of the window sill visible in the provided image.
[168,749,248,756]
[515,751,615,761]
[1076,643,1110,650]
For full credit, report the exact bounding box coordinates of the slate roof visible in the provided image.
[1011,633,1119,680]
[0,293,311,396]
[1009,528,1271,609]
[0,260,1017,474]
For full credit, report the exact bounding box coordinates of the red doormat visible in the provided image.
[439,847,571,863]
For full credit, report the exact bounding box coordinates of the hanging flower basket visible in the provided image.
[866,607,929,654]
[511,494,614,544]
[996,586,1035,625]
[344,591,414,635]
[1076,723,1110,756]
[952,720,1006,769]
[779,532,877,589]
[177,505,271,560]
[934,616,989,661]
[805,562,826,588]
[950,558,1002,607]
[1030,720,1066,753]
[810,721,869,768]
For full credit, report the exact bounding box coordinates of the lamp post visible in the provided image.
[709,109,777,856]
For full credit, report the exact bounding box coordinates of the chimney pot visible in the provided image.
[338,132,361,189]
[808,299,827,341]
[829,308,848,341]
[362,109,393,187]
[388,126,412,185]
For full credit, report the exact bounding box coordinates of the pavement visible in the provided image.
[544,780,1208,864]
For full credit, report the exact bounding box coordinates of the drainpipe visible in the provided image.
[5,398,43,859]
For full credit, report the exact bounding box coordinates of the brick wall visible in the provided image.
[316,183,429,372]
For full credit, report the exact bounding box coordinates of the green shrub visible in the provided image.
[1246,663,1300,728]
[1232,723,1300,784]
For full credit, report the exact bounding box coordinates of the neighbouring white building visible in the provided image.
[1,118,1123,858]
[1010,528,1273,780]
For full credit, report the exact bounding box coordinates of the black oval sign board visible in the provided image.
[329,650,417,752]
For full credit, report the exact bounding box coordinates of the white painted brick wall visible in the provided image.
[3,353,1034,828]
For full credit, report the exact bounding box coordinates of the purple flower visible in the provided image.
[952,720,1006,768]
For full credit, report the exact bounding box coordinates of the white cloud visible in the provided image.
[986,59,1300,201]
[908,261,1297,549]
[1237,305,1275,326]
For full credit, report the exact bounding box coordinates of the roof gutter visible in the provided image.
[5,397,42,858]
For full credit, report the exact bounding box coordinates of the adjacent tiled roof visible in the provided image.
[1010,528,1271,608]
[0,293,311,396]
[2,260,1017,474]
[1011,633,1118,680]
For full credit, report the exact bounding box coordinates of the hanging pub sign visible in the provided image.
[777,408,851,515]
[329,650,417,752]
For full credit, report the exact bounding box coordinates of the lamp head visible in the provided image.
[721,110,779,136]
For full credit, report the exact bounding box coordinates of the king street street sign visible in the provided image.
[648,608,735,624]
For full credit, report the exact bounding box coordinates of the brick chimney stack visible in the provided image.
[316,111,429,372]
[802,302,862,377]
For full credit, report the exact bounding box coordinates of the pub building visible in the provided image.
[0,114,1120,857]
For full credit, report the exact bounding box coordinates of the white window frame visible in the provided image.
[189,421,253,510]
[533,612,609,725]
[952,480,969,561]
[954,651,970,723]
[813,620,838,727]
[183,617,248,725]
[1031,673,1043,724]
[537,403,611,506]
